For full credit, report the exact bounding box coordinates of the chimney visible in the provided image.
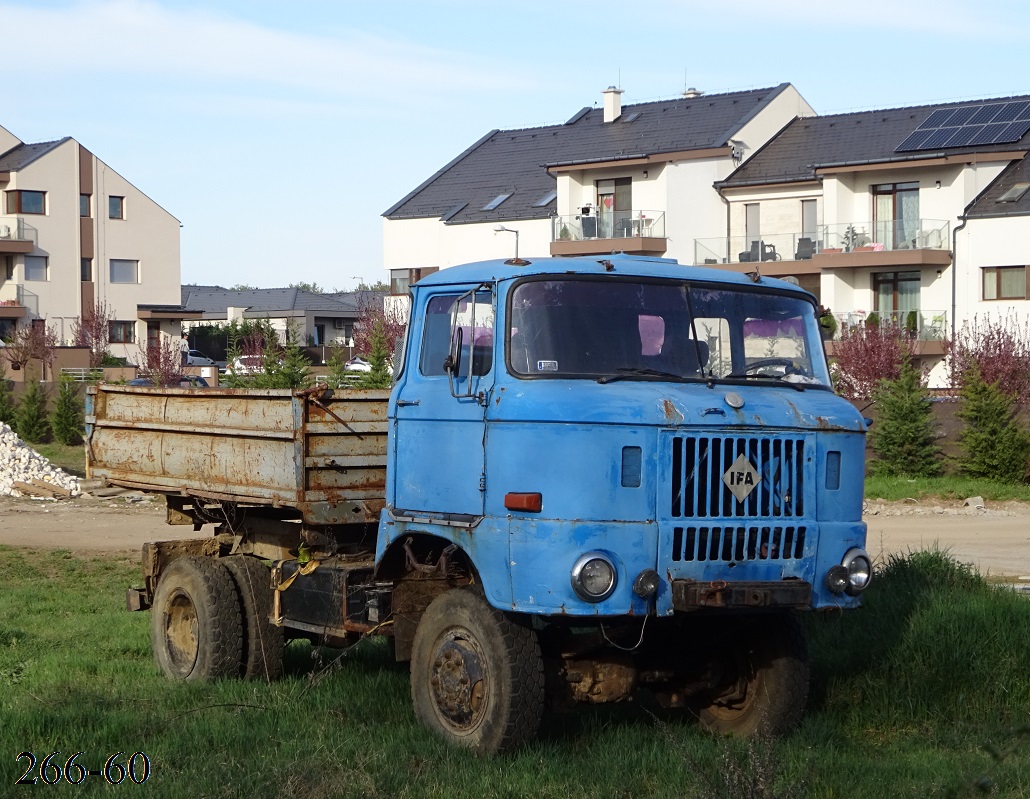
[603,86,624,123]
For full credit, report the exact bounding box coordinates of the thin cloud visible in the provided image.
[0,0,526,99]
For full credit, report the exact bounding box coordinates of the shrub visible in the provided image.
[947,313,1030,399]
[14,380,50,443]
[956,365,1030,482]
[0,361,16,430]
[829,320,916,401]
[357,319,393,389]
[868,358,942,477]
[49,374,84,445]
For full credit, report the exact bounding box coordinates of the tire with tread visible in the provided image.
[222,555,285,681]
[150,556,243,681]
[694,612,809,737]
[410,587,543,754]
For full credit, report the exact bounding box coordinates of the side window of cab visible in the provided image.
[419,291,494,377]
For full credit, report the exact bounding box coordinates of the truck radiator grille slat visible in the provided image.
[670,525,807,563]
[669,435,805,519]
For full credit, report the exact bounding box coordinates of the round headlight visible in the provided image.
[825,565,849,594]
[842,548,872,596]
[571,552,617,602]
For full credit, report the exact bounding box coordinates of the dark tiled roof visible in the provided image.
[966,155,1030,217]
[0,138,71,171]
[722,93,1030,188]
[181,287,358,315]
[384,85,792,225]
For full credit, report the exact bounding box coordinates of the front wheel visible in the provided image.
[693,612,809,737]
[410,588,544,754]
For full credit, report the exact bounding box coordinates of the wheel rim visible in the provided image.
[164,589,200,675]
[706,649,759,721]
[427,631,487,732]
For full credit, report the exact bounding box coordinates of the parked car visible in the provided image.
[129,376,210,388]
[185,349,216,367]
[345,357,372,373]
[228,355,265,375]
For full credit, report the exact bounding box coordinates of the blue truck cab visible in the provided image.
[378,254,870,751]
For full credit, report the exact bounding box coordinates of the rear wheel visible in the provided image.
[410,588,544,754]
[222,556,284,681]
[693,613,809,736]
[150,556,243,681]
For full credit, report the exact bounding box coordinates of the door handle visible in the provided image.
[396,399,421,407]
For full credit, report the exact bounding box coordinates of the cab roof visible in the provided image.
[414,254,810,296]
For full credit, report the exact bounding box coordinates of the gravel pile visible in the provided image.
[0,422,81,497]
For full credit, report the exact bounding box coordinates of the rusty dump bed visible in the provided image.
[85,384,390,525]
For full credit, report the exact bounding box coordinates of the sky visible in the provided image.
[1,0,1028,291]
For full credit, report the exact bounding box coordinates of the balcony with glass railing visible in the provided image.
[694,219,951,266]
[827,309,948,341]
[0,216,38,254]
[551,210,668,256]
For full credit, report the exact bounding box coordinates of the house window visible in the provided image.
[983,266,1026,300]
[81,258,93,282]
[390,269,410,294]
[801,199,817,239]
[873,270,920,319]
[109,196,125,219]
[597,177,632,238]
[80,194,91,217]
[873,182,919,249]
[24,255,48,281]
[6,190,45,215]
[109,258,138,283]
[109,321,135,343]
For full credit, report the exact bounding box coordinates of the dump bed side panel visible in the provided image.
[85,385,389,524]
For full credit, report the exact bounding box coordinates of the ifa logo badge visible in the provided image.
[723,453,759,502]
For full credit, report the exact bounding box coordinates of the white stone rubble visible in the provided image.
[0,422,81,497]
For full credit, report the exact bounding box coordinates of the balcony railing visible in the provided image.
[0,216,38,245]
[553,210,665,242]
[0,284,39,316]
[694,219,951,265]
[828,309,948,341]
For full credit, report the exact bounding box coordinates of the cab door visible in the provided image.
[391,286,495,518]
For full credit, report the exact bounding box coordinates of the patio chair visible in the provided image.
[795,237,815,260]
[738,241,760,263]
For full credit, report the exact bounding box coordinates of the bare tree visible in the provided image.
[71,299,112,368]
[353,298,405,358]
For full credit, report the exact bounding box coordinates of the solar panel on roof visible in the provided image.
[945,126,983,147]
[896,100,1030,152]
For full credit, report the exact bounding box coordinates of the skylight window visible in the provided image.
[532,190,557,208]
[482,193,511,211]
[997,182,1030,203]
[623,112,641,123]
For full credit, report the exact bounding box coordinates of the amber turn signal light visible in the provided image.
[504,492,543,512]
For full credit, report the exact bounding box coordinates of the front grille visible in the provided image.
[669,435,806,519]
[670,525,807,563]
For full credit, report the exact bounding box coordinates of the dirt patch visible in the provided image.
[1,493,1028,580]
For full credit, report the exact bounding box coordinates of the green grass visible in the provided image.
[0,546,1027,798]
[31,442,87,478]
[864,474,1030,502]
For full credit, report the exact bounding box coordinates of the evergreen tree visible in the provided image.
[253,336,313,390]
[14,380,50,443]
[957,365,1030,482]
[0,361,17,430]
[358,319,393,389]
[325,344,351,389]
[49,374,84,445]
[868,359,942,477]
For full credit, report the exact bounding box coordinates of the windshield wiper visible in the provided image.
[721,372,807,391]
[597,367,693,384]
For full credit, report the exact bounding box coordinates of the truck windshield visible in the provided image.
[507,277,832,389]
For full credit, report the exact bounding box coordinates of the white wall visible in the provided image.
[383,216,552,273]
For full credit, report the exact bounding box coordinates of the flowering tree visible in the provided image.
[830,321,918,401]
[353,298,405,360]
[946,314,1030,399]
[2,322,59,381]
[137,335,186,386]
[71,299,112,368]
